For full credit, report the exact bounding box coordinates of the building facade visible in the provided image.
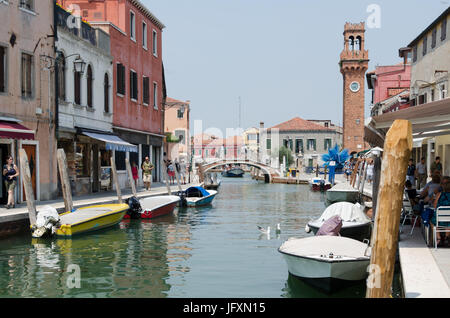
[262,117,342,168]
[339,22,369,153]
[0,0,57,204]
[59,0,166,186]
[406,6,450,175]
[55,4,137,195]
[164,97,190,162]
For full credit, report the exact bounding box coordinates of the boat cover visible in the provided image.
[318,202,370,223]
[327,182,359,192]
[185,187,210,197]
[316,215,343,236]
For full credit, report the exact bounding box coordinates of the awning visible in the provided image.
[0,121,35,140]
[82,131,138,153]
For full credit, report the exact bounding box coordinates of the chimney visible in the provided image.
[260,122,264,129]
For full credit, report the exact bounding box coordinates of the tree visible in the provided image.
[278,146,294,168]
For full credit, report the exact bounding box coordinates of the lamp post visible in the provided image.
[189,136,194,184]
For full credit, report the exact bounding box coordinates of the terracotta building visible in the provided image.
[59,0,166,186]
[164,97,190,162]
[0,0,57,204]
[339,22,369,153]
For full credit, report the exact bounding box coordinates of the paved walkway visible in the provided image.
[0,181,202,225]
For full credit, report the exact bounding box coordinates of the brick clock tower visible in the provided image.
[340,22,369,153]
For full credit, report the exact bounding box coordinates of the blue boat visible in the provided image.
[177,186,218,207]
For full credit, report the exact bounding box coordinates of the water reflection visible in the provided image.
[0,175,365,298]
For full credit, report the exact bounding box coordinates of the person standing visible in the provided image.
[179,160,187,184]
[3,156,19,209]
[416,157,427,190]
[430,157,443,176]
[366,159,374,184]
[167,160,175,185]
[141,157,154,191]
[131,161,139,189]
[406,159,416,187]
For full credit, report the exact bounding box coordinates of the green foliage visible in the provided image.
[165,133,180,143]
[278,146,294,167]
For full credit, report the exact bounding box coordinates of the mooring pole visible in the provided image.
[19,149,37,225]
[110,157,123,204]
[366,120,412,298]
[56,149,73,213]
[162,164,172,195]
[125,158,137,197]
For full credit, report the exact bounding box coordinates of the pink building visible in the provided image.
[59,0,166,182]
[164,97,190,162]
[367,57,411,116]
[192,134,244,161]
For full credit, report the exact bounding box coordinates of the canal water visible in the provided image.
[0,175,368,298]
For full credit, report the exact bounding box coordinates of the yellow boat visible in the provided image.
[55,204,129,237]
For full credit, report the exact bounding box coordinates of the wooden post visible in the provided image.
[316,164,319,177]
[19,149,37,225]
[366,120,412,298]
[110,156,123,204]
[360,159,368,195]
[372,156,382,220]
[357,159,365,192]
[296,164,300,184]
[56,149,73,213]
[197,163,205,184]
[125,158,137,197]
[350,160,360,187]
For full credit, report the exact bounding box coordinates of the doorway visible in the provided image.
[0,143,10,204]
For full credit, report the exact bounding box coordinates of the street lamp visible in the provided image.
[73,56,86,74]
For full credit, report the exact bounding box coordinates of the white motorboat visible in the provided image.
[278,236,371,293]
[326,182,360,204]
[306,202,372,241]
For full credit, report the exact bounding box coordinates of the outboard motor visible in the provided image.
[319,179,326,192]
[125,196,142,219]
[174,190,187,207]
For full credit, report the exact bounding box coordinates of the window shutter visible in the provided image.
[442,18,447,41]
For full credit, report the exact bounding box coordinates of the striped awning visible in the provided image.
[0,121,35,140]
[82,131,138,153]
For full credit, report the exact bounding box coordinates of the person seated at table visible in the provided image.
[430,176,450,247]
[419,172,442,205]
[405,180,419,205]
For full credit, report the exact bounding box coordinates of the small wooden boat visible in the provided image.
[309,177,331,191]
[205,181,221,190]
[222,168,244,178]
[177,186,218,207]
[278,236,371,293]
[306,202,372,241]
[326,182,359,204]
[55,204,129,237]
[124,195,181,219]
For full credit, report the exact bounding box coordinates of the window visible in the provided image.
[175,130,186,144]
[142,22,147,49]
[130,11,136,41]
[143,76,149,105]
[413,46,418,63]
[116,63,125,95]
[104,73,109,113]
[152,30,157,56]
[432,29,437,49]
[441,84,447,99]
[0,46,6,93]
[356,118,360,125]
[324,139,332,151]
[295,139,303,154]
[307,139,316,151]
[153,82,158,109]
[177,108,184,119]
[266,139,271,150]
[86,65,93,107]
[21,52,33,98]
[57,53,65,101]
[115,151,126,171]
[74,69,81,104]
[130,70,138,101]
[442,18,447,41]
[19,0,33,11]
[422,36,427,56]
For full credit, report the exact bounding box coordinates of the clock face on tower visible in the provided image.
[350,81,360,93]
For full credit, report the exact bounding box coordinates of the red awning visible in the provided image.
[0,121,35,140]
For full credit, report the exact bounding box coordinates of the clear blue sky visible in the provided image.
[144,0,450,132]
